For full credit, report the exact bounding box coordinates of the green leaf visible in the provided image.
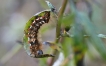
[77,12,106,60]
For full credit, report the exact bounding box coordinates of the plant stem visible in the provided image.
[56,0,68,42]
[48,0,68,66]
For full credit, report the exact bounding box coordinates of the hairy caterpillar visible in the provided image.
[23,10,55,58]
[23,0,58,58]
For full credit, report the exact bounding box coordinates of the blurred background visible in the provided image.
[0,0,61,66]
[0,0,106,66]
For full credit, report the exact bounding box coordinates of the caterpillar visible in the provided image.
[23,10,55,58]
[23,1,58,58]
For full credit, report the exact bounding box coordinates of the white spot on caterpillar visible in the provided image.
[30,38,35,43]
[40,17,43,19]
[39,22,42,24]
[42,21,45,23]
[36,18,39,21]
[30,26,32,29]
[30,34,33,37]
[33,20,35,23]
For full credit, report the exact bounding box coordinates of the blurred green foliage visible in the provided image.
[39,0,106,66]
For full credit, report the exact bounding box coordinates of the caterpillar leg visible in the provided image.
[42,41,62,51]
[34,54,54,58]
[30,50,54,58]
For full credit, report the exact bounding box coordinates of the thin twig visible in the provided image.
[56,0,68,43]
[48,0,68,66]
